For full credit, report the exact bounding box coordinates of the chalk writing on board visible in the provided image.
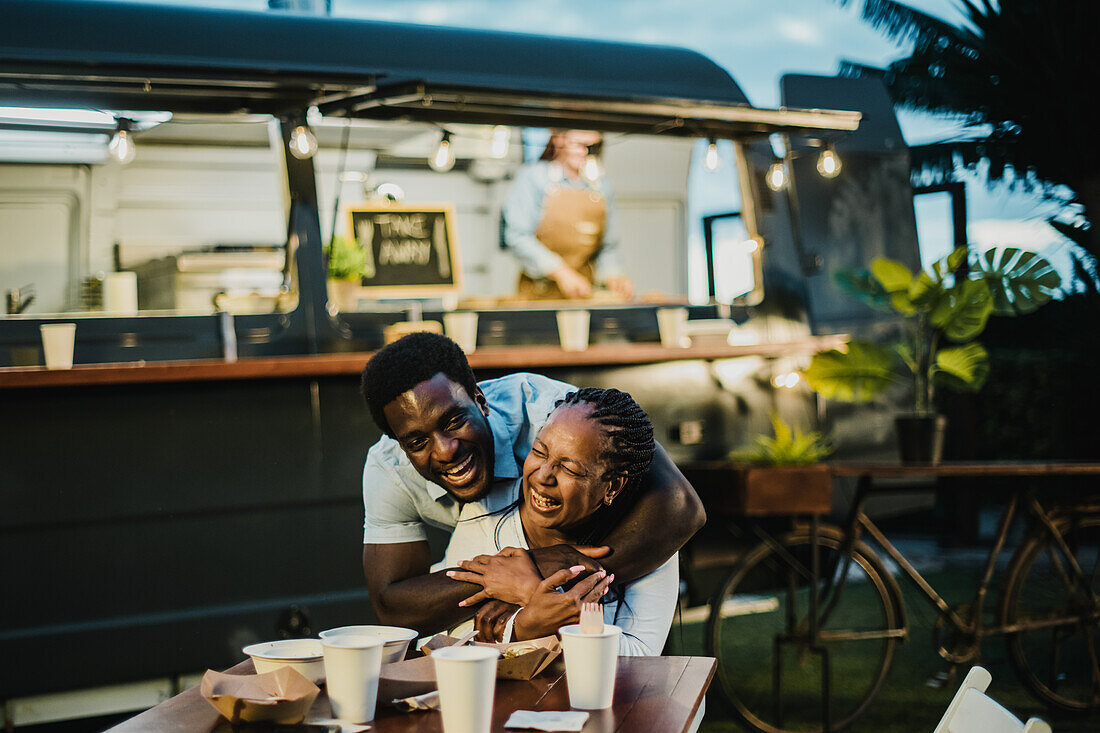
[346,206,459,292]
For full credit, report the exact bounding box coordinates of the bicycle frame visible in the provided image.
[711,463,1100,733]
[822,475,1100,660]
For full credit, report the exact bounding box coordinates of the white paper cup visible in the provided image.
[560,623,621,709]
[443,312,479,354]
[40,323,76,370]
[556,310,590,352]
[656,307,690,348]
[431,645,499,733]
[321,636,384,724]
[103,271,138,315]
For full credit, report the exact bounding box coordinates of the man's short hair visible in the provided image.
[360,332,479,437]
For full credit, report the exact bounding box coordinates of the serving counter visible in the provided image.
[0,336,845,388]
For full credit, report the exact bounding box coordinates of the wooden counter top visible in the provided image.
[0,336,846,388]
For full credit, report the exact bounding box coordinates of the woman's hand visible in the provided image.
[604,275,634,300]
[447,547,545,607]
[512,566,613,641]
[549,265,592,299]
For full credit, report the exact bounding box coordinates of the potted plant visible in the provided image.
[805,246,1060,463]
[326,235,366,312]
[723,415,834,516]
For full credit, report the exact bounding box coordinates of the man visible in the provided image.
[360,332,704,635]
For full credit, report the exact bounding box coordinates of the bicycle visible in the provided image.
[702,462,1100,733]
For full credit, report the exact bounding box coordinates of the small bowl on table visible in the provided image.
[242,639,325,683]
[319,625,418,664]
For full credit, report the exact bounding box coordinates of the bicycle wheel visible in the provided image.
[705,526,904,733]
[1002,512,1100,711]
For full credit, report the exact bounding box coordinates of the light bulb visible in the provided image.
[583,154,602,182]
[771,372,801,389]
[429,133,455,172]
[704,139,720,171]
[288,124,318,159]
[374,182,405,202]
[766,161,788,191]
[490,125,510,159]
[817,147,842,178]
[108,129,136,164]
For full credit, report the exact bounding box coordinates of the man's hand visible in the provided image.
[529,544,610,580]
[447,547,545,607]
[474,600,520,642]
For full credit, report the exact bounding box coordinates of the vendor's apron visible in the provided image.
[517,185,607,300]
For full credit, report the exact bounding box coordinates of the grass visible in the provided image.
[668,555,1099,732]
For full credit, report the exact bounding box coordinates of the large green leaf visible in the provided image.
[931,278,994,341]
[870,258,916,314]
[934,342,990,393]
[908,270,944,312]
[973,247,1061,316]
[805,341,896,401]
[931,246,968,281]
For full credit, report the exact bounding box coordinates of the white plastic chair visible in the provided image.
[933,666,1051,733]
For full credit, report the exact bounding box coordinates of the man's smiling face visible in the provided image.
[383,372,495,502]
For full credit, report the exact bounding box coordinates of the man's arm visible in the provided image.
[363,541,478,634]
[530,442,704,584]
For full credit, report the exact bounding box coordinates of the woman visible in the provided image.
[502,129,634,300]
[443,388,677,655]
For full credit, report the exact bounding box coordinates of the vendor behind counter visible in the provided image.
[502,130,634,301]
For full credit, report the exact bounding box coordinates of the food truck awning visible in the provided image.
[1,0,859,136]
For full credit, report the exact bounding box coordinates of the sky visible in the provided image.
[117,0,1077,284]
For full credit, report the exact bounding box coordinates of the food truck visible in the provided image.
[0,0,922,723]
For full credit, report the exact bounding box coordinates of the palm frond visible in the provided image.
[838,0,976,51]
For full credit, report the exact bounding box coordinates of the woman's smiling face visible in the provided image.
[521,403,619,537]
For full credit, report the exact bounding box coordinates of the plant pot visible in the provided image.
[894,413,947,465]
[327,279,361,312]
[679,463,832,517]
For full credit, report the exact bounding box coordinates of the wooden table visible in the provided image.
[109,656,716,733]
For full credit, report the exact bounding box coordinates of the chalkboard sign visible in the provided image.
[345,204,460,295]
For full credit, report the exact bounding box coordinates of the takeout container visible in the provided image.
[318,625,417,664]
[376,634,561,704]
[201,666,320,724]
[425,634,561,680]
[242,639,325,683]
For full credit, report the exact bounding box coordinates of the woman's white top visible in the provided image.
[442,484,678,656]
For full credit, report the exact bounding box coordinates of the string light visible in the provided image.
[704,138,720,171]
[288,124,318,159]
[490,125,510,159]
[765,161,788,191]
[817,145,842,178]
[429,131,455,172]
[771,372,801,389]
[107,119,136,164]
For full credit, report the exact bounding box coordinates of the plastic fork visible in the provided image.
[579,602,603,634]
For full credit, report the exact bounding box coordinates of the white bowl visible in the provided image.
[318,625,418,664]
[243,639,325,683]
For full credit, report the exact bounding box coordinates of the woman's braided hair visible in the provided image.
[555,387,655,545]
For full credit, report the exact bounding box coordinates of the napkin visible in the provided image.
[504,710,590,731]
[392,690,440,711]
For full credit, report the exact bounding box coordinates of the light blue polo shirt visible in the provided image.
[362,373,574,544]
